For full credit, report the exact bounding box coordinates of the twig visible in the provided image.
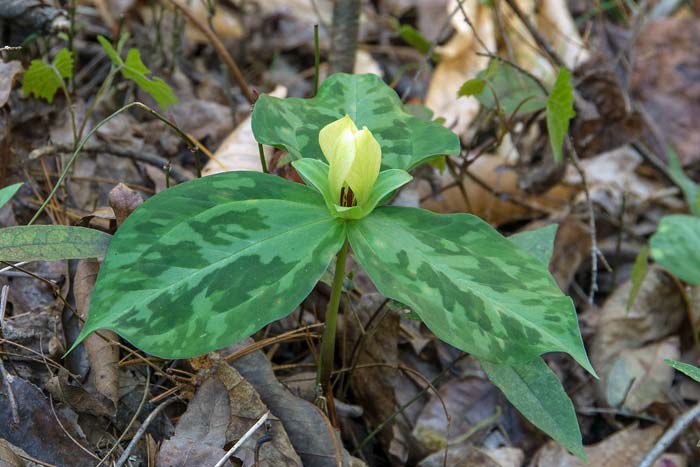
[313,24,321,96]
[213,411,270,467]
[566,137,599,303]
[502,0,564,67]
[95,367,150,467]
[27,142,192,184]
[166,0,254,104]
[0,285,19,425]
[49,395,101,461]
[638,402,700,467]
[455,0,495,56]
[254,426,273,467]
[114,397,178,467]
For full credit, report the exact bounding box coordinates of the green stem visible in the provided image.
[258,143,268,173]
[316,239,349,396]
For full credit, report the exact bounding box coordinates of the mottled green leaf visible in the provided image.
[251,73,460,171]
[0,226,111,261]
[546,68,576,163]
[481,358,586,461]
[626,247,648,311]
[650,214,700,285]
[665,359,700,382]
[473,60,547,115]
[98,35,178,109]
[22,48,73,103]
[403,104,434,121]
[348,206,595,374]
[0,183,22,210]
[668,149,699,216]
[508,224,558,265]
[70,172,345,359]
[457,78,486,97]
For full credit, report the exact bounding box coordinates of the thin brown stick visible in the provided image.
[502,0,564,67]
[166,0,255,104]
[0,285,19,425]
[638,402,700,467]
[114,397,178,467]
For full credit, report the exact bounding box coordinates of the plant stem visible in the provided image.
[257,143,268,173]
[316,239,349,414]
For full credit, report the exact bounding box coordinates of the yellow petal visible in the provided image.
[319,115,358,166]
[346,126,381,205]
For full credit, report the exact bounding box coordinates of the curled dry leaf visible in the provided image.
[227,338,360,467]
[108,183,143,227]
[344,293,410,464]
[0,60,22,108]
[157,377,229,466]
[75,259,119,413]
[45,370,113,417]
[158,356,301,467]
[591,266,685,411]
[531,423,684,467]
[203,86,287,176]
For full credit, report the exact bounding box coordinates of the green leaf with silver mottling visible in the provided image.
[70,172,346,359]
[650,214,700,285]
[292,158,412,219]
[481,358,587,461]
[626,246,648,312]
[490,223,587,460]
[348,206,595,374]
[665,359,700,382]
[508,224,558,265]
[546,68,576,163]
[0,226,111,261]
[0,183,22,210]
[252,73,460,171]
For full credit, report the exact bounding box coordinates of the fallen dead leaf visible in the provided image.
[75,258,119,413]
[412,376,500,454]
[631,18,700,167]
[418,445,523,467]
[108,183,143,227]
[344,293,411,464]
[158,355,301,466]
[0,60,22,108]
[531,423,684,467]
[228,338,361,467]
[0,375,96,467]
[203,86,287,176]
[591,266,685,411]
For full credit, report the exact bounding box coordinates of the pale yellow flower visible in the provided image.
[318,115,381,207]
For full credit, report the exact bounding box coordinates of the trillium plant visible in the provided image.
[71,74,594,460]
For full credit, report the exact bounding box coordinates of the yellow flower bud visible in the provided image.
[319,115,381,207]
